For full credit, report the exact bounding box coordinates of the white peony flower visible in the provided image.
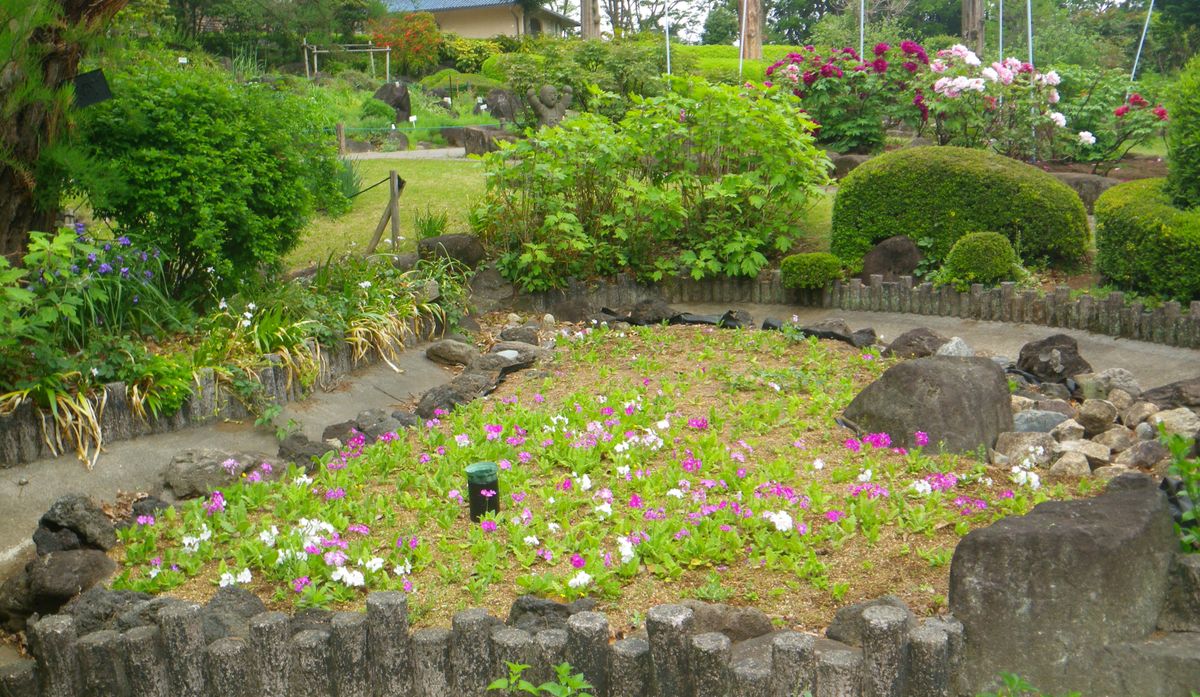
[1049,111,1067,128]
[1079,131,1096,145]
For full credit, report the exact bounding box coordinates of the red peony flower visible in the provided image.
[1128,93,1149,107]
[1153,105,1169,121]
[1114,104,1131,117]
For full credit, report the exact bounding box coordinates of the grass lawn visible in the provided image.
[110,324,1079,631]
[288,158,487,269]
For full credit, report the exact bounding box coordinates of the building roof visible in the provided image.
[387,0,580,26]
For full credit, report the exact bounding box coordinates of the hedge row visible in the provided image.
[830,146,1089,268]
[1095,178,1200,302]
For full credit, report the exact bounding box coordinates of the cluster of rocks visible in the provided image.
[858,327,1200,480]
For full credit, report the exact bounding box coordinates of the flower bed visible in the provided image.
[112,324,1074,629]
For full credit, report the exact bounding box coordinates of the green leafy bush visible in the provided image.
[831,146,1088,268]
[937,232,1020,288]
[1166,53,1200,210]
[420,68,503,94]
[474,77,830,291]
[442,36,502,74]
[1094,178,1200,302]
[78,63,349,296]
[781,253,844,289]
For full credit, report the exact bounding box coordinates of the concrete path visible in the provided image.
[0,347,453,580]
[345,147,467,160]
[684,302,1200,389]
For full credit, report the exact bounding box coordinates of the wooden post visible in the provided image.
[303,41,310,79]
[365,171,406,255]
[336,123,346,156]
[743,0,763,60]
[963,0,985,55]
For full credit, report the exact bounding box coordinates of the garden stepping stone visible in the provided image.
[882,327,949,359]
[1076,399,1118,436]
[1093,464,1134,480]
[425,339,480,367]
[1016,334,1093,384]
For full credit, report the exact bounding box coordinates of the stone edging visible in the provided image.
[513,272,1200,349]
[0,319,438,468]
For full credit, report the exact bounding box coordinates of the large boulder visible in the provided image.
[417,234,485,269]
[372,81,411,124]
[1141,376,1200,410]
[679,600,774,643]
[36,494,117,553]
[26,550,117,611]
[881,327,948,359]
[464,126,519,156]
[203,586,268,641]
[506,595,596,634]
[470,265,516,313]
[425,339,480,367]
[60,587,151,635]
[949,474,1175,695]
[415,371,500,418]
[485,88,519,122]
[1016,334,1092,384]
[858,235,923,283]
[1149,407,1200,439]
[842,357,1013,453]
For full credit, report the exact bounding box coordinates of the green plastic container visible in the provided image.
[465,462,500,521]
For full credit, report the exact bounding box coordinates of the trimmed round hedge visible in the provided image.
[1166,53,1200,209]
[943,232,1020,285]
[781,252,843,289]
[1095,178,1200,302]
[830,146,1089,268]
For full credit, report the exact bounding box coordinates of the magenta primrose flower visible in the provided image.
[825,509,847,523]
[348,524,370,535]
[204,491,226,515]
[293,577,311,593]
[136,515,155,526]
[325,487,346,501]
[570,553,586,569]
[863,432,892,449]
[843,438,861,453]
[480,520,497,533]
[480,489,496,499]
[914,431,930,447]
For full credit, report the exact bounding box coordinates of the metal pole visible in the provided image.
[859,0,866,59]
[665,17,671,76]
[1025,0,1033,68]
[1131,0,1155,84]
[386,50,391,82]
[998,0,1004,61]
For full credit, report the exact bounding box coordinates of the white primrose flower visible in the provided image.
[910,480,933,496]
[523,535,541,547]
[617,536,636,564]
[666,488,684,499]
[363,557,385,573]
[579,474,593,491]
[567,571,593,589]
[332,566,365,587]
[394,559,413,576]
[857,469,873,483]
[294,474,313,486]
[1079,131,1097,145]
[258,526,279,547]
[594,502,612,518]
[763,510,793,532]
[812,458,825,471]
[548,522,562,534]
[219,572,236,587]
[236,568,252,584]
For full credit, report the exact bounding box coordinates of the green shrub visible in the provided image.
[474,77,830,291]
[939,232,1020,287]
[1166,54,1200,209]
[830,146,1088,268]
[781,253,844,289]
[420,69,503,94]
[360,97,396,125]
[442,36,502,74]
[78,63,349,296]
[1095,178,1200,302]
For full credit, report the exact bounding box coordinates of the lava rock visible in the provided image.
[390,411,419,429]
[203,586,268,641]
[843,357,1013,453]
[355,408,405,442]
[499,325,539,345]
[627,298,678,326]
[491,341,553,363]
[882,328,950,359]
[130,496,170,521]
[1038,382,1073,400]
[27,550,116,609]
[372,81,411,123]
[60,587,150,635]
[858,235,922,283]
[278,433,336,466]
[38,494,117,552]
[32,526,82,556]
[0,571,34,633]
[1017,334,1093,383]
[418,234,485,269]
[425,339,480,367]
[470,265,516,314]
[506,595,596,634]
[116,596,190,631]
[322,420,358,445]
[1034,399,1076,418]
[415,371,500,418]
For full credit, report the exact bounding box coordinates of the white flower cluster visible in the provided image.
[617,536,636,564]
[763,510,794,532]
[567,571,592,589]
[332,566,365,587]
[181,524,212,554]
[1011,446,1043,490]
[219,568,252,587]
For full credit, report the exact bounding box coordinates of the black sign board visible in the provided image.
[73,69,112,108]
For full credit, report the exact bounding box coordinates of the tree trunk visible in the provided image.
[742,0,763,61]
[962,0,984,55]
[0,0,128,262]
